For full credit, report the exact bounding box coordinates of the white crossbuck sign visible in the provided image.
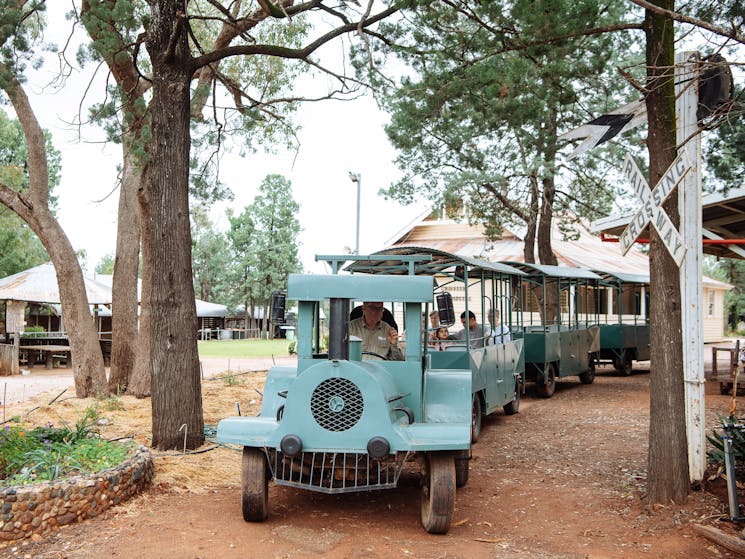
[618,152,691,267]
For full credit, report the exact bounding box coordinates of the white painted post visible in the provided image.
[676,51,705,483]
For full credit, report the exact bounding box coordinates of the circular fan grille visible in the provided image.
[310,378,364,432]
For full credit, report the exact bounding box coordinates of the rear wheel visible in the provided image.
[420,453,456,534]
[242,447,269,522]
[503,376,521,415]
[621,350,633,376]
[579,355,596,384]
[536,364,556,398]
[471,394,483,443]
[454,449,470,488]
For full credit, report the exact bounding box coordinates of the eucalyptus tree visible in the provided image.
[370,0,640,265]
[77,0,397,449]
[0,1,108,397]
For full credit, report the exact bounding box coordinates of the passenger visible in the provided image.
[348,302,404,361]
[487,309,511,344]
[427,310,440,340]
[451,310,486,349]
[433,327,451,351]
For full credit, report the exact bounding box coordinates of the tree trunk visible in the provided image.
[142,0,204,450]
[524,176,539,264]
[645,0,689,505]
[0,69,107,398]
[109,142,142,395]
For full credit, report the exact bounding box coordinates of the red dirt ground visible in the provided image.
[2,364,744,559]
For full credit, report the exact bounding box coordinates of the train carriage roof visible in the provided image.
[502,261,603,281]
[592,269,650,285]
[343,246,527,277]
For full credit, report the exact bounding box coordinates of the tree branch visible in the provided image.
[190,6,398,70]
[627,0,745,45]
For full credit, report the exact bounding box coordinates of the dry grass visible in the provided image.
[2,370,269,494]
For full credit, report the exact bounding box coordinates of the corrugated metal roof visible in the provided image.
[0,263,113,304]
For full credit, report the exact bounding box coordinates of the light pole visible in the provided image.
[348,172,361,254]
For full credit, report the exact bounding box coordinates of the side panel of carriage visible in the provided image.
[598,323,650,362]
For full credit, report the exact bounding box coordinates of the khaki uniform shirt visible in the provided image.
[348,317,404,361]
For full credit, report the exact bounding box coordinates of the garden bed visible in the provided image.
[0,446,152,541]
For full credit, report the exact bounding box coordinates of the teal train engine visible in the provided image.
[217,273,474,534]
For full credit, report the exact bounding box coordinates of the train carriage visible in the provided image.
[593,270,650,375]
[504,262,601,398]
[348,247,527,443]
[217,248,525,534]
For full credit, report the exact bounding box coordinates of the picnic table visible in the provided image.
[19,344,71,370]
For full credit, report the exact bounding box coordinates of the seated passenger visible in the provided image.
[431,327,452,351]
[450,310,486,349]
[348,302,404,361]
[487,309,511,345]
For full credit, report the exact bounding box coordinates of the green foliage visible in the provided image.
[0,107,62,277]
[288,340,296,355]
[95,253,115,275]
[705,89,745,192]
[705,256,745,329]
[707,416,745,476]
[226,174,302,314]
[22,325,45,333]
[191,205,232,302]
[368,0,641,256]
[0,408,132,486]
[222,373,244,387]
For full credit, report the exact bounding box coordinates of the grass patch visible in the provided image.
[197,339,291,358]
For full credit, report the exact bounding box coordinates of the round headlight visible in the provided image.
[280,434,303,457]
[366,436,390,459]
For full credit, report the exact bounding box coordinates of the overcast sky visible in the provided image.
[20,3,429,276]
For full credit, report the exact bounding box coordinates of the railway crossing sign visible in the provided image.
[618,152,691,267]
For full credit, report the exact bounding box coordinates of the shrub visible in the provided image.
[707,416,745,476]
[0,408,133,486]
[288,341,296,355]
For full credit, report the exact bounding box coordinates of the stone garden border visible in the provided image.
[0,446,153,542]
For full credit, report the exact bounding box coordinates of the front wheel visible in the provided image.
[454,449,470,488]
[242,447,269,522]
[420,453,456,534]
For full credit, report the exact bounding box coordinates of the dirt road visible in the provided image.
[2,364,741,559]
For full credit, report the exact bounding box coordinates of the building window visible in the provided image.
[707,290,715,318]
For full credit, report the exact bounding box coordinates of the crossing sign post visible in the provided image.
[618,152,691,267]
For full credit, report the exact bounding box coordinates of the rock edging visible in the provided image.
[0,445,153,542]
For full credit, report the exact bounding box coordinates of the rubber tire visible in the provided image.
[420,453,456,534]
[471,394,483,443]
[242,447,269,522]
[536,364,556,398]
[579,357,596,385]
[455,449,469,488]
[503,377,521,415]
[621,350,633,376]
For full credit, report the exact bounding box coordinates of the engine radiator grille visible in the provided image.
[310,377,364,432]
[267,449,410,494]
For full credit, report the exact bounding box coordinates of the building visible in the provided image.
[386,211,731,342]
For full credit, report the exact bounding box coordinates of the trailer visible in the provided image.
[504,262,601,398]
[593,270,650,375]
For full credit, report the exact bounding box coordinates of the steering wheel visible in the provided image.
[361,351,388,361]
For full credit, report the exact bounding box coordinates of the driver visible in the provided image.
[348,302,404,361]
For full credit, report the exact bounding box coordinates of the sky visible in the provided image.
[20,3,429,276]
